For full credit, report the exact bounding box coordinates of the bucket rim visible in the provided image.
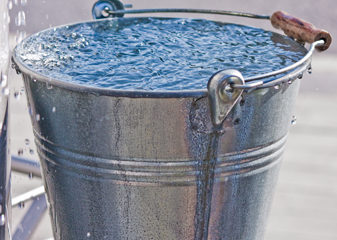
[12,17,308,98]
[12,54,208,98]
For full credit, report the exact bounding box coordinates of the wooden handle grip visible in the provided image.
[271,11,332,51]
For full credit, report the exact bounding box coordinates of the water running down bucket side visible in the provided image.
[11,4,332,239]
[192,70,244,239]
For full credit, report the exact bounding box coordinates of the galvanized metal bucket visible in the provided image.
[12,2,331,239]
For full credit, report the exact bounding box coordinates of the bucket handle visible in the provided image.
[92,0,332,51]
[271,11,331,51]
[207,70,244,129]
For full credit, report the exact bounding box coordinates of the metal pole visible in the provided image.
[11,156,42,178]
[0,111,9,240]
[12,186,45,208]
[12,195,48,240]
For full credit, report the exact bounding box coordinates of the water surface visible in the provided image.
[15,17,307,91]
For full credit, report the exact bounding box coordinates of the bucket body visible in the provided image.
[12,14,308,240]
[19,72,300,239]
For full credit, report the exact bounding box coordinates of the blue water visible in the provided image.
[15,17,307,91]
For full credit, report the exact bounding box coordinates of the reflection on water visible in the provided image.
[15,17,307,91]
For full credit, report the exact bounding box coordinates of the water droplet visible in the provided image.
[287,79,292,85]
[298,73,303,79]
[28,172,33,179]
[16,31,26,43]
[25,138,30,145]
[87,232,91,237]
[307,66,312,74]
[21,0,27,6]
[0,214,5,226]
[8,1,13,10]
[18,148,24,156]
[1,74,7,87]
[2,88,9,96]
[274,85,280,90]
[36,114,40,121]
[15,11,26,26]
[7,13,11,24]
[291,115,297,125]
[33,79,37,82]
[28,107,33,116]
[52,107,56,112]
[14,0,18,5]
[14,91,20,100]
[256,88,269,96]
[18,202,25,208]
[29,149,34,155]
[224,85,233,93]
[46,82,53,89]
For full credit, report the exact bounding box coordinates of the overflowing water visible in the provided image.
[10,15,311,240]
[194,131,221,239]
[291,115,297,125]
[14,17,307,91]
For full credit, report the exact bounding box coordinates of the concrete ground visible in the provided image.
[8,0,337,239]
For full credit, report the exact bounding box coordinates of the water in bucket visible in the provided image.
[14,18,307,91]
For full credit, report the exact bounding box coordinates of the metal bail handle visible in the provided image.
[92,0,126,19]
[208,69,245,129]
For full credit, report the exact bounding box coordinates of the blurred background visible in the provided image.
[8,0,337,239]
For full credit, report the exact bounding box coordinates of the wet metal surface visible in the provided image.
[9,6,314,239]
[8,0,337,239]
[13,68,301,239]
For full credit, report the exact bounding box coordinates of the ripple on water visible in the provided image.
[15,17,307,91]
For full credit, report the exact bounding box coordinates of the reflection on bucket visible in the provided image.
[12,10,331,240]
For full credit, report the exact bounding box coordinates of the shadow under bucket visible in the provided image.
[12,16,316,240]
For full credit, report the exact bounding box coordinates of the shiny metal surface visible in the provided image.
[100,7,270,20]
[12,15,308,240]
[11,155,42,178]
[233,40,323,89]
[207,69,244,128]
[92,1,319,91]
[13,66,302,239]
[92,0,125,19]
